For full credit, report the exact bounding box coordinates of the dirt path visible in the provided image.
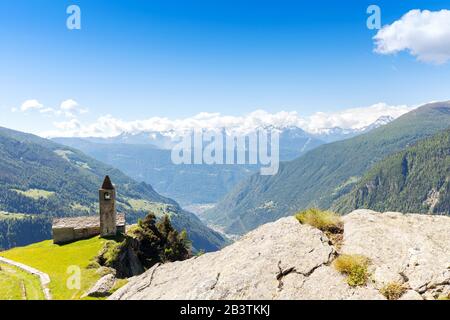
[0,256,52,300]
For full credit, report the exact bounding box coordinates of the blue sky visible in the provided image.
[1,0,450,135]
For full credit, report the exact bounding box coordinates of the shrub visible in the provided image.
[333,254,370,287]
[380,282,407,300]
[295,208,343,233]
[155,215,191,263]
[97,212,191,277]
[132,213,191,265]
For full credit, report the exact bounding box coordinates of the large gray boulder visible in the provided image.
[83,274,116,298]
[109,210,450,300]
[342,209,450,299]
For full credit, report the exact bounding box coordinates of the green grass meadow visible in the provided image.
[0,236,106,300]
[0,263,45,300]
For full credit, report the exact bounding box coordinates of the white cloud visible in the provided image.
[53,118,82,130]
[41,103,415,138]
[374,9,450,64]
[20,99,44,112]
[60,99,79,111]
[58,99,88,118]
[12,98,87,119]
[302,103,413,134]
[39,107,55,114]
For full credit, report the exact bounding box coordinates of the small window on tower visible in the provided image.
[104,192,111,200]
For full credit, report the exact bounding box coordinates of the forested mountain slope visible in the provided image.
[332,129,450,214]
[204,102,450,235]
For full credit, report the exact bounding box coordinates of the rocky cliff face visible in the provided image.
[109,210,450,300]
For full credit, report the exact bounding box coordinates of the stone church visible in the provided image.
[52,176,126,244]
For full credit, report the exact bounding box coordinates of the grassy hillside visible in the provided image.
[0,126,172,216]
[204,102,450,235]
[0,127,227,251]
[332,129,450,214]
[0,237,106,300]
[0,262,45,300]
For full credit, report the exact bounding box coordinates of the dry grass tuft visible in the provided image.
[295,208,344,248]
[295,208,343,233]
[380,282,407,300]
[333,254,370,287]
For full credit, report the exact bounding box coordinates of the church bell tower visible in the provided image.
[99,175,117,237]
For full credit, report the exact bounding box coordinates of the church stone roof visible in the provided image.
[52,214,125,230]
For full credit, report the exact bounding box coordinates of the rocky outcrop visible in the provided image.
[97,236,145,278]
[109,210,450,300]
[342,210,450,299]
[83,274,116,298]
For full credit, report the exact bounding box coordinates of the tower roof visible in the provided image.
[101,175,115,190]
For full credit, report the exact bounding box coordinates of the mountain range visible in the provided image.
[2,103,442,250]
[51,138,258,206]
[0,127,226,251]
[53,127,326,205]
[312,115,395,143]
[203,102,450,235]
[52,119,392,205]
